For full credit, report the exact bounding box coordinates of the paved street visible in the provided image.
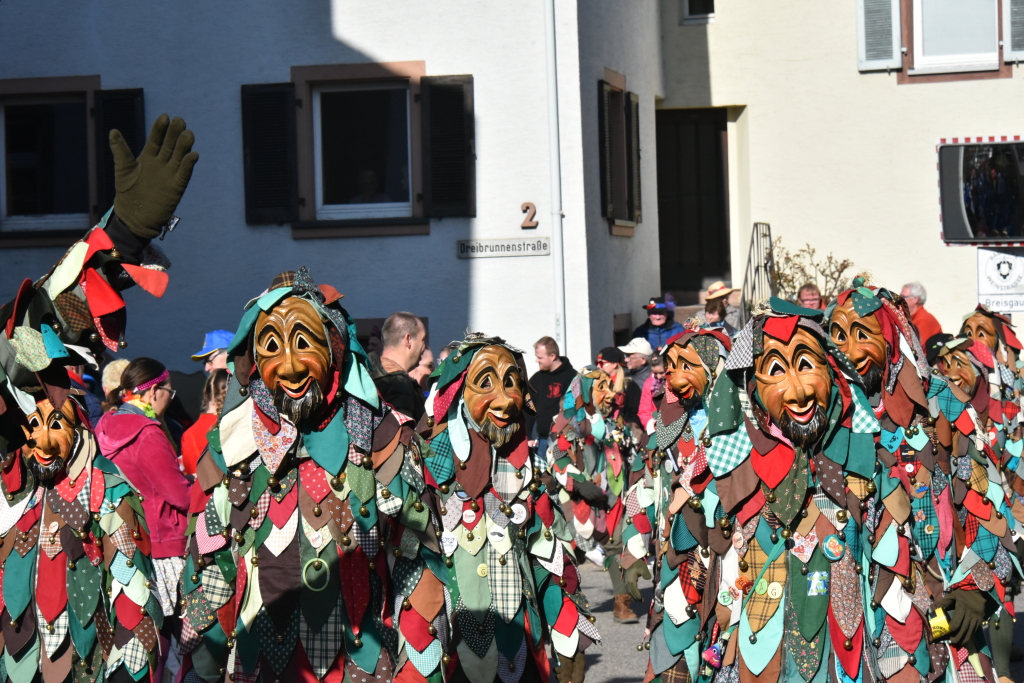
[578,561,654,683]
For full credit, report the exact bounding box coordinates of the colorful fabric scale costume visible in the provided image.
[0,114,198,683]
[622,327,732,683]
[178,269,443,683]
[422,334,598,683]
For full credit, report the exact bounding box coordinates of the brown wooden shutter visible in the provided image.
[598,80,614,218]
[241,83,298,225]
[94,89,144,216]
[625,91,642,223]
[421,75,475,217]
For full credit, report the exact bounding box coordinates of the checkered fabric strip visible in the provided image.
[999,362,1015,388]
[705,425,752,477]
[300,595,345,679]
[40,526,63,559]
[850,389,880,434]
[122,637,150,674]
[934,383,966,422]
[178,612,201,655]
[352,521,379,551]
[250,489,271,529]
[624,489,643,519]
[201,565,234,609]
[487,543,522,624]
[400,449,426,494]
[741,540,784,632]
[376,480,404,517]
[347,442,363,466]
[726,321,754,370]
[576,612,600,641]
[54,290,92,333]
[971,526,1001,563]
[36,604,69,658]
[109,523,135,557]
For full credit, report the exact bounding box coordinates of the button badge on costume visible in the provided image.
[441,531,458,555]
[821,534,846,561]
[463,509,477,524]
[718,590,733,606]
[767,582,783,599]
[477,563,489,578]
[510,504,527,525]
[754,578,768,596]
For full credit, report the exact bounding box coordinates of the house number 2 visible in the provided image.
[521,202,538,229]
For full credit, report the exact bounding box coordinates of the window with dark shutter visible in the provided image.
[421,75,475,218]
[241,83,298,225]
[625,91,642,223]
[598,81,614,219]
[94,89,144,215]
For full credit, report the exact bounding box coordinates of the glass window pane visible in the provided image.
[319,89,409,206]
[690,0,714,16]
[921,0,997,57]
[5,102,89,216]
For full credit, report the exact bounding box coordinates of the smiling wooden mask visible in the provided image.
[463,345,525,447]
[829,298,887,395]
[21,398,77,481]
[754,327,831,447]
[665,342,708,402]
[940,347,979,397]
[255,296,333,423]
[961,313,998,353]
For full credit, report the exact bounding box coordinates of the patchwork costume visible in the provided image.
[177,269,443,683]
[422,334,598,683]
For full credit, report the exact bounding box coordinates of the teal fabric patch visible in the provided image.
[302,410,350,476]
[39,324,69,361]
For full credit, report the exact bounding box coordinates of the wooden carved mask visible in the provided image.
[463,345,525,447]
[754,327,832,448]
[829,299,887,396]
[961,313,998,353]
[589,368,617,417]
[940,348,979,397]
[665,343,708,407]
[21,398,77,481]
[255,297,333,423]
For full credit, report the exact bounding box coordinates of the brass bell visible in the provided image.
[458,461,467,470]
[440,507,448,515]
[543,530,552,540]
[360,506,369,516]
[67,560,76,570]
[341,535,351,546]
[765,492,777,503]
[331,477,341,489]
[836,510,847,522]
[250,507,259,518]
[402,599,411,610]
[313,560,323,570]
[466,532,474,541]
[313,506,322,517]
[739,560,749,572]
[353,638,363,648]
[470,500,479,511]
[267,477,278,487]
[781,529,791,539]
[414,501,424,512]
[234,532,244,543]
[442,655,451,665]
[381,489,391,499]
[719,517,730,529]
[445,558,453,568]
[428,625,437,635]
[843,639,853,651]
[440,485,450,493]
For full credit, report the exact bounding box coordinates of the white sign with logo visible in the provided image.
[456,237,550,259]
[978,248,1024,312]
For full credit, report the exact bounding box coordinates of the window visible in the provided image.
[598,71,642,236]
[680,0,715,25]
[912,0,999,73]
[241,62,476,238]
[0,99,90,230]
[313,83,411,220]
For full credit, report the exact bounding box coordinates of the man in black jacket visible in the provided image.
[371,311,427,422]
[526,336,575,466]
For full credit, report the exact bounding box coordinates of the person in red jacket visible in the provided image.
[96,357,193,678]
[180,368,228,476]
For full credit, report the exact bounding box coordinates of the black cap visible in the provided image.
[925,332,954,366]
[642,297,669,311]
[596,347,625,365]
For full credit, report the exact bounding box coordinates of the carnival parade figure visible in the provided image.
[177,269,442,683]
[0,114,199,681]
[621,326,731,683]
[548,365,639,623]
[421,333,598,683]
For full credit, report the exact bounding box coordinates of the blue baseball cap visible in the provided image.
[192,330,234,361]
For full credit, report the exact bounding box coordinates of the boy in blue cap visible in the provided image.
[191,329,233,373]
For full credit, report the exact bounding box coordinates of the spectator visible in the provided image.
[408,348,435,392]
[95,358,191,677]
[632,297,685,350]
[704,281,741,330]
[365,325,383,355]
[191,329,233,374]
[180,368,228,476]
[901,282,943,343]
[704,297,737,337]
[925,332,954,367]
[618,337,653,390]
[797,283,824,309]
[438,341,460,363]
[596,347,641,428]
[68,364,104,427]
[526,337,576,465]
[638,352,666,430]
[372,312,428,422]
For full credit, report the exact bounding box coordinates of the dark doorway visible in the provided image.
[656,108,729,296]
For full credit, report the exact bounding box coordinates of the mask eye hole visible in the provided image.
[265,337,280,354]
[296,335,310,350]
[768,360,785,377]
[797,356,815,372]
[830,325,846,343]
[504,374,516,389]
[479,376,492,390]
[856,329,870,341]
[28,416,40,429]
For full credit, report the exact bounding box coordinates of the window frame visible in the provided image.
[909,0,1001,74]
[0,76,100,242]
[680,0,715,26]
[311,80,414,221]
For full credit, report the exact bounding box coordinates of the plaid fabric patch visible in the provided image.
[178,611,201,655]
[971,526,1000,563]
[726,321,755,370]
[36,604,69,658]
[998,362,1015,388]
[911,495,939,557]
[934,382,966,423]
[40,525,63,559]
[352,519,379,552]
[487,543,522,623]
[400,449,425,495]
[201,565,234,609]
[706,425,752,477]
[426,432,455,480]
[850,388,880,434]
[300,595,345,679]
[376,480,403,517]
[121,637,149,675]
[741,539,785,632]
[54,291,92,333]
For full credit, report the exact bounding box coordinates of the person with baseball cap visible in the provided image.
[618,336,653,390]
[630,296,684,350]
[191,329,233,373]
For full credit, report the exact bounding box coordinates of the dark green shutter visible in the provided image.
[94,89,144,216]
[625,91,641,223]
[421,75,475,217]
[597,80,614,218]
[241,83,298,225]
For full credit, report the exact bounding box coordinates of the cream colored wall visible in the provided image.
[659,0,1024,332]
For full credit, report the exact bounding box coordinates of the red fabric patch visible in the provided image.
[462,499,484,531]
[605,498,624,542]
[235,558,248,617]
[736,488,766,526]
[573,500,591,524]
[267,485,298,528]
[690,468,712,494]
[827,605,862,678]
[2,454,24,497]
[299,461,331,503]
[762,316,800,343]
[217,599,236,637]
[254,402,280,435]
[90,469,105,512]
[82,228,114,263]
[54,471,87,503]
[504,425,531,470]
[35,550,67,622]
[1004,326,1023,351]
[338,547,370,634]
[563,562,580,594]
[954,410,977,437]
[892,535,910,577]
[552,596,579,637]
[886,608,924,653]
[535,492,555,527]
[82,532,102,566]
[15,505,40,533]
[114,592,144,630]
[963,490,993,521]
[120,264,168,298]
[557,435,571,452]
[81,268,125,318]
[399,605,435,652]
[750,443,794,489]
[632,512,652,534]
[433,372,466,423]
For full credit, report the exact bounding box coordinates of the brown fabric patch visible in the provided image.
[456,430,492,499]
[54,291,91,334]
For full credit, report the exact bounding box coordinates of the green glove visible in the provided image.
[624,559,651,602]
[111,114,199,239]
[935,589,987,646]
[574,480,607,506]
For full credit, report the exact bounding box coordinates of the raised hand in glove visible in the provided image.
[935,589,987,646]
[624,559,652,603]
[555,652,586,683]
[574,480,607,506]
[111,114,199,239]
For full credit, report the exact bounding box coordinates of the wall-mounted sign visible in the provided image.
[457,237,550,259]
[978,248,1024,312]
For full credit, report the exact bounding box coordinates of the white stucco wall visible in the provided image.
[0,0,592,377]
[576,0,664,355]
[660,0,1024,332]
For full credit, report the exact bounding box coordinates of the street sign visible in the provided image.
[456,237,550,259]
[978,248,1024,312]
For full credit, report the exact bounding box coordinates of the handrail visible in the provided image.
[738,222,776,326]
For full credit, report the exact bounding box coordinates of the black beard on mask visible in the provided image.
[679,391,701,413]
[778,404,828,449]
[860,362,883,397]
[274,381,324,424]
[28,455,65,482]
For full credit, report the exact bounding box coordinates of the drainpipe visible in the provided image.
[544,0,568,350]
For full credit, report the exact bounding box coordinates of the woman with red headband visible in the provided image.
[96,357,192,680]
